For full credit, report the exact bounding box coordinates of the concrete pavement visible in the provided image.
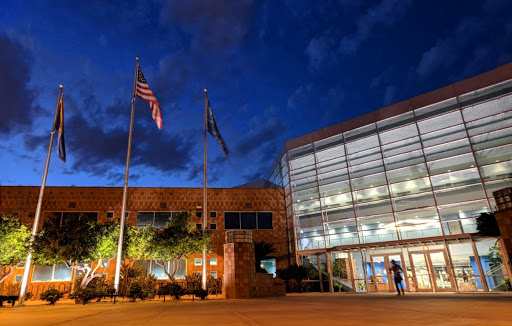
[2,293,512,326]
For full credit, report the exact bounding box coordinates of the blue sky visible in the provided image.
[0,0,511,188]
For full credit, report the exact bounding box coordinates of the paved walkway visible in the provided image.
[2,293,512,326]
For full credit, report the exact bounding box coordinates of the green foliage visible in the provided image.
[276,264,311,293]
[332,259,347,278]
[119,264,147,296]
[207,275,222,295]
[70,275,114,304]
[0,214,31,284]
[488,242,504,266]
[158,282,185,300]
[40,289,64,305]
[151,211,212,282]
[184,272,202,291]
[125,225,156,261]
[476,212,501,236]
[254,241,276,273]
[127,271,157,301]
[502,278,511,291]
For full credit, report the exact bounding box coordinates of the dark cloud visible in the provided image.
[159,0,254,52]
[0,35,39,134]
[234,118,286,155]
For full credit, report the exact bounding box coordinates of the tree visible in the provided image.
[0,214,31,287]
[254,241,276,273]
[476,212,501,236]
[32,214,119,289]
[150,211,212,282]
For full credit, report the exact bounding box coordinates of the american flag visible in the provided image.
[136,66,163,129]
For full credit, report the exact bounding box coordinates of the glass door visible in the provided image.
[410,253,432,291]
[368,253,407,292]
[428,251,453,292]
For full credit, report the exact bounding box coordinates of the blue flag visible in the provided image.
[55,95,66,162]
[207,100,228,158]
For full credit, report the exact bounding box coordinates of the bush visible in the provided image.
[207,275,222,295]
[70,276,115,305]
[158,283,185,300]
[40,289,64,305]
[127,272,157,301]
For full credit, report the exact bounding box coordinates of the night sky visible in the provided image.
[1,0,511,189]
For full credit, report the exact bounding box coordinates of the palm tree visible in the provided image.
[254,241,277,273]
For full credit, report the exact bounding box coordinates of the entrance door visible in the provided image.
[368,253,406,293]
[409,250,454,292]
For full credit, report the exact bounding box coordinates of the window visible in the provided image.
[44,212,98,227]
[14,275,22,282]
[210,212,217,218]
[106,212,114,219]
[196,211,202,218]
[195,258,202,266]
[210,258,217,266]
[196,224,202,229]
[224,212,273,229]
[134,259,186,279]
[210,223,217,230]
[210,271,217,278]
[32,263,72,282]
[136,212,173,228]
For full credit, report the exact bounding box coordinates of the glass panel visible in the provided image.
[136,212,154,228]
[344,124,377,143]
[52,263,72,281]
[134,260,151,273]
[475,144,512,166]
[224,212,240,229]
[420,124,467,148]
[390,177,431,197]
[354,185,389,203]
[316,156,347,174]
[475,239,508,291]
[377,111,416,132]
[32,265,53,282]
[471,127,512,151]
[154,212,171,229]
[346,135,379,155]
[326,220,357,234]
[449,243,482,291]
[297,212,323,227]
[461,92,512,119]
[327,232,359,246]
[173,259,187,279]
[466,109,512,137]
[438,200,489,221]
[291,176,318,191]
[358,214,394,231]
[371,256,389,285]
[427,153,476,175]
[151,261,169,279]
[297,236,325,251]
[424,139,472,161]
[484,179,512,198]
[294,198,321,214]
[480,161,512,181]
[382,137,421,158]
[361,228,398,243]
[429,252,452,289]
[321,193,353,209]
[379,124,418,145]
[395,209,442,239]
[384,150,424,170]
[434,184,486,205]
[392,192,436,212]
[348,160,384,179]
[293,188,320,203]
[386,163,428,184]
[351,172,387,191]
[290,165,317,181]
[323,206,355,222]
[356,199,393,217]
[319,181,351,198]
[414,98,458,121]
[289,154,315,170]
[318,169,349,186]
[257,212,273,229]
[417,110,463,134]
[411,253,432,289]
[347,147,382,166]
[288,144,314,160]
[430,168,481,190]
[314,134,344,153]
[241,212,257,229]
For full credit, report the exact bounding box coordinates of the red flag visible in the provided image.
[136,66,163,129]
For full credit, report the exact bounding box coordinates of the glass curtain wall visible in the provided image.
[280,79,512,252]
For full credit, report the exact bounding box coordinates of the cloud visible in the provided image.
[305,36,339,71]
[0,35,40,135]
[338,0,412,55]
[287,84,314,108]
[234,118,286,156]
[159,0,254,52]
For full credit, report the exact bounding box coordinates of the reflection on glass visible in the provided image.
[429,252,452,289]
[411,253,431,289]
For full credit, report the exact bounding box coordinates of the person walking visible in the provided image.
[390,259,405,296]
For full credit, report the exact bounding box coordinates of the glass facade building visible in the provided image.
[267,64,512,293]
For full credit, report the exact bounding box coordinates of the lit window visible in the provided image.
[195,258,202,266]
[210,271,217,278]
[210,258,217,266]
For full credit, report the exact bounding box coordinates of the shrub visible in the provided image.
[158,283,185,300]
[40,289,64,305]
[207,275,222,295]
[127,272,157,301]
[70,276,115,304]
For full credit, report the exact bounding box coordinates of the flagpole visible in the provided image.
[202,88,208,290]
[114,57,139,294]
[19,85,63,304]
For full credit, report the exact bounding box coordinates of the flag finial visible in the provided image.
[204,88,207,92]
[59,84,63,88]
[136,56,139,61]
